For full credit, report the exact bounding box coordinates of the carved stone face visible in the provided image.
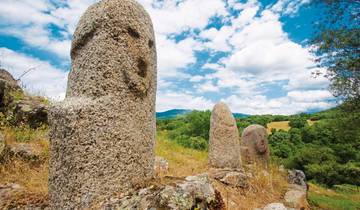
[68,0,157,98]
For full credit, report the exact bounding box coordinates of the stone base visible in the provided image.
[49,97,155,209]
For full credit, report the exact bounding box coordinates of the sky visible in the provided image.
[0,0,337,115]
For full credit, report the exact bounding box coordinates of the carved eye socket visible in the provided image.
[127,27,140,39]
[137,58,147,78]
[148,40,154,48]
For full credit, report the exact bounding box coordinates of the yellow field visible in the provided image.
[266,121,290,133]
[267,120,317,134]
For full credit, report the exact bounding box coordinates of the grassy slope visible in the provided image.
[1,125,358,209]
[308,183,360,210]
[155,131,208,177]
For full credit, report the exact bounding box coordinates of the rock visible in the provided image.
[159,185,193,209]
[208,102,241,169]
[241,124,270,167]
[0,69,48,128]
[0,69,22,114]
[0,69,20,91]
[8,143,40,162]
[284,184,309,210]
[49,0,157,209]
[179,173,215,204]
[154,156,169,177]
[13,95,48,128]
[210,168,249,188]
[220,171,248,188]
[263,203,287,210]
[97,174,224,210]
[288,170,307,190]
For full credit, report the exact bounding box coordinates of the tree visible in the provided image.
[311,0,360,101]
[289,117,307,128]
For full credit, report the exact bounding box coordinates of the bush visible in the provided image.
[306,162,360,186]
[286,145,337,171]
[289,117,307,128]
[158,110,211,151]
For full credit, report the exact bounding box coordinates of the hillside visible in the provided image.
[0,69,358,209]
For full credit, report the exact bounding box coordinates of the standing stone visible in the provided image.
[241,125,270,167]
[49,0,157,209]
[208,102,241,169]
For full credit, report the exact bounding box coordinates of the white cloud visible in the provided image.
[142,0,227,35]
[156,35,201,79]
[287,90,333,103]
[270,0,311,16]
[0,0,99,59]
[224,90,335,115]
[190,75,205,83]
[0,47,68,100]
[202,2,329,97]
[197,81,220,93]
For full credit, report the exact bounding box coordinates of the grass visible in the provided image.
[0,126,49,209]
[213,164,289,210]
[155,131,208,177]
[4,125,48,143]
[308,183,360,210]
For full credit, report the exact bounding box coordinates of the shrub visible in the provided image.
[289,117,307,128]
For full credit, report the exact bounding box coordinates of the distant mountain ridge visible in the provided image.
[156,109,250,119]
[156,109,192,119]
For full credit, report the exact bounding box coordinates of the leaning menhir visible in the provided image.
[208,102,242,169]
[241,125,270,167]
[48,0,157,209]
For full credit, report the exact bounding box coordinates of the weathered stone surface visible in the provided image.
[154,156,169,178]
[241,124,270,167]
[209,102,241,169]
[0,69,21,115]
[13,95,48,128]
[288,170,307,190]
[95,174,224,210]
[0,69,48,128]
[49,0,157,209]
[284,184,309,210]
[8,143,41,162]
[0,69,20,90]
[220,171,248,188]
[263,203,287,210]
[210,168,249,188]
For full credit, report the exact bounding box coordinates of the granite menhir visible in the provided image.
[208,102,242,169]
[48,0,157,209]
[241,125,270,168]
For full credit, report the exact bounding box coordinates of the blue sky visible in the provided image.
[0,0,336,114]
